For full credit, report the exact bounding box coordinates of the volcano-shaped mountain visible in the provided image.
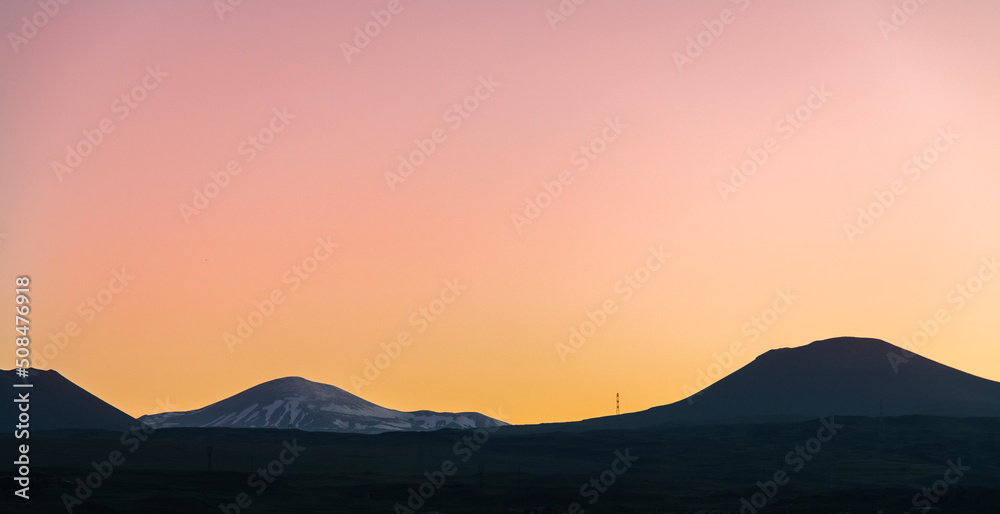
[139,376,506,434]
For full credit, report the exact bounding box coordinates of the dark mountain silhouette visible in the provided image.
[11,337,997,437]
[505,336,1000,433]
[138,376,507,434]
[0,368,142,432]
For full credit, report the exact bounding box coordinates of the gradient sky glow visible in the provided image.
[2,0,999,424]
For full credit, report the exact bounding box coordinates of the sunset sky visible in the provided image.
[2,0,999,424]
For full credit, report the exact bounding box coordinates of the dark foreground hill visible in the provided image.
[4,416,998,513]
[0,368,140,432]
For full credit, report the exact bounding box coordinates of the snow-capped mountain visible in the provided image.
[138,376,507,434]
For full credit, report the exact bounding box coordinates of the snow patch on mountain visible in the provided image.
[139,376,506,434]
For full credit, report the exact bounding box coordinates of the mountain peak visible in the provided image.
[666,336,1000,422]
[255,375,344,393]
[263,376,317,385]
[140,375,507,433]
[769,336,897,354]
[752,336,914,369]
[510,336,1000,433]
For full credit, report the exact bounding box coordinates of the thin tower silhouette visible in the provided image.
[616,393,620,429]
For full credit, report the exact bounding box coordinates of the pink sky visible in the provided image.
[2,0,999,424]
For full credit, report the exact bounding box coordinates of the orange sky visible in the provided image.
[2,0,999,424]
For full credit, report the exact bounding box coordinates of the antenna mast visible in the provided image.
[615,393,620,429]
